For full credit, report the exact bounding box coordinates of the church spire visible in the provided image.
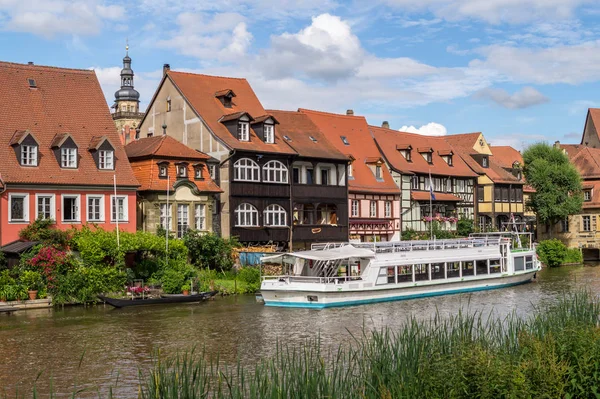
[114,40,140,102]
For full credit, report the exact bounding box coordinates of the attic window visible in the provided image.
[421,152,432,164]
[283,135,292,141]
[177,164,188,178]
[445,155,453,166]
[166,97,172,112]
[223,96,232,108]
[340,136,349,145]
[400,149,412,162]
[237,121,249,141]
[28,78,36,88]
[194,166,204,180]
[482,156,489,168]
[584,190,592,202]
[375,165,382,180]
[309,136,317,143]
[264,124,275,144]
[158,163,168,178]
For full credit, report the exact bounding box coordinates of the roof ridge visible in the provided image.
[169,70,248,81]
[0,61,94,74]
[299,108,366,120]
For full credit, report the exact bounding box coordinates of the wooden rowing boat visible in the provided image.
[98,291,217,308]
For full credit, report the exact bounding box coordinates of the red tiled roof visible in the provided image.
[411,192,462,202]
[266,110,347,161]
[219,111,253,123]
[167,71,296,155]
[126,135,210,161]
[560,144,600,179]
[584,109,600,145]
[489,146,523,168]
[0,61,138,187]
[129,158,222,193]
[583,181,600,209]
[445,132,481,153]
[300,109,399,194]
[371,126,477,178]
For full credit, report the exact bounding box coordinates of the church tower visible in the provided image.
[112,43,144,143]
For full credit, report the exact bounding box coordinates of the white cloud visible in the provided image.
[474,86,549,109]
[0,0,125,38]
[399,122,448,136]
[382,0,592,24]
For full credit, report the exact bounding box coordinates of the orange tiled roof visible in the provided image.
[371,126,477,178]
[560,144,600,179]
[167,71,296,155]
[129,158,222,193]
[266,110,348,161]
[126,135,210,161]
[0,61,138,187]
[300,109,399,195]
[584,109,600,145]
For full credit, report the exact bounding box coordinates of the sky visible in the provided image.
[1,0,600,149]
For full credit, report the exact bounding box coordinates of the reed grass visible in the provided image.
[6,290,600,398]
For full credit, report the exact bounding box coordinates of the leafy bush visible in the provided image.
[52,266,126,304]
[184,232,240,271]
[18,217,73,248]
[431,221,455,239]
[564,248,583,264]
[161,270,186,294]
[457,218,475,237]
[0,270,15,286]
[19,270,44,291]
[537,239,568,267]
[401,227,418,241]
[0,284,27,301]
[0,250,6,271]
[28,246,75,290]
[237,267,261,292]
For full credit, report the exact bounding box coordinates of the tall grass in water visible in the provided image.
[7,291,600,398]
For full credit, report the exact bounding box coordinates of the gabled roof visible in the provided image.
[300,109,398,194]
[252,114,279,124]
[166,71,295,155]
[583,109,600,145]
[88,135,114,151]
[444,132,483,153]
[125,135,210,161]
[0,61,138,187]
[267,110,347,161]
[370,126,477,178]
[560,144,600,179]
[218,111,254,123]
[50,133,76,148]
[9,130,36,146]
[215,89,236,98]
[489,146,523,169]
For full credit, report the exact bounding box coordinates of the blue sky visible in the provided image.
[2,0,600,149]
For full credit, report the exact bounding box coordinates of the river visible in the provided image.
[1,264,599,397]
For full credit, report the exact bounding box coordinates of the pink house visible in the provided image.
[0,61,139,246]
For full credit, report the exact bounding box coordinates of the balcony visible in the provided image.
[230,181,290,198]
[292,184,347,201]
[112,111,145,120]
[292,224,348,242]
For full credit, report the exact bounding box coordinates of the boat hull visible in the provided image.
[98,291,217,308]
[261,271,537,309]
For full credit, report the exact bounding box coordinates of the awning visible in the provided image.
[350,219,390,225]
[261,245,375,263]
[411,192,462,202]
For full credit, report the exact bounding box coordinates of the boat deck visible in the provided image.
[311,237,504,253]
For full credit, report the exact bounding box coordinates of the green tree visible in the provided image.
[522,143,583,226]
[184,231,240,271]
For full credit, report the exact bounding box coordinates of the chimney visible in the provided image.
[554,140,560,149]
[27,62,33,65]
[163,64,171,77]
[382,121,390,129]
[346,109,354,116]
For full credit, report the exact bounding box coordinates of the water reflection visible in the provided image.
[1,264,599,396]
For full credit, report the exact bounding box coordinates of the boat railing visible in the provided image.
[310,237,504,253]
[262,275,362,284]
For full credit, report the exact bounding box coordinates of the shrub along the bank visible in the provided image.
[536,239,582,267]
[184,231,240,271]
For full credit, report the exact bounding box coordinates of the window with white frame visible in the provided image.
[87,195,104,222]
[375,165,382,180]
[195,204,206,230]
[9,193,28,222]
[264,124,275,143]
[237,121,249,141]
[235,203,259,226]
[21,145,37,166]
[263,160,288,183]
[234,158,260,181]
[582,215,591,232]
[177,204,189,238]
[194,166,203,179]
[411,175,419,190]
[351,200,359,217]
[177,164,188,178]
[446,178,452,193]
[36,194,54,220]
[111,196,128,222]
[208,164,216,179]
[348,162,353,178]
[264,204,287,226]
[457,179,466,193]
[61,147,77,168]
[159,203,172,230]
[158,164,168,178]
[99,150,114,170]
[384,201,392,218]
[370,200,377,218]
[434,178,443,192]
[584,190,592,201]
[62,195,80,222]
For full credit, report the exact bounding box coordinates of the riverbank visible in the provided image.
[6,290,600,398]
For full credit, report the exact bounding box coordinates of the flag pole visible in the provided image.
[166,175,170,265]
[429,170,433,240]
[113,174,120,250]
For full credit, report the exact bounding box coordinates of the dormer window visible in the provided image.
[238,121,249,141]
[584,190,592,202]
[223,96,232,108]
[264,124,275,144]
[447,155,453,166]
[28,78,36,88]
[208,164,216,179]
[99,150,114,170]
[419,149,433,164]
[482,156,489,168]
[158,162,168,178]
[177,164,188,178]
[215,89,236,108]
[194,165,204,180]
[375,165,382,179]
[21,145,38,166]
[61,147,77,168]
[517,171,522,180]
[348,162,353,178]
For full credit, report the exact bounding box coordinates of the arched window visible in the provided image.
[234,158,260,181]
[264,204,287,227]
[262,160,288,183]
[235,203,258,226]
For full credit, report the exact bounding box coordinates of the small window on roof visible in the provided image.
[283,135,292,141]
[340,136,349,145]
[28,78,36,88]
[309,136,317,143]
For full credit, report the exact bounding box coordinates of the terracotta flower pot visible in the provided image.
[28,290,38,301]
[182,290,190,296]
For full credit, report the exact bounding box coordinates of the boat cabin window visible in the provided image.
[476,259,488,275]
[514,256,525,271]
[447,262,460,278]
[525,256,534,270]
[387,267,396,284]
[415,264,429,281]
[462,261,474,276]
[398,265,412,282]
[490,259,501,274]
[431,263,445,280]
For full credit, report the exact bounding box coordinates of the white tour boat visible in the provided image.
[260,233,541,309]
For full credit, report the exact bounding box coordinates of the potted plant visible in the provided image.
[181,284,191,296]
[20,271,43,300]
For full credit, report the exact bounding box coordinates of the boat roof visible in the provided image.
[261,245,375,262]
